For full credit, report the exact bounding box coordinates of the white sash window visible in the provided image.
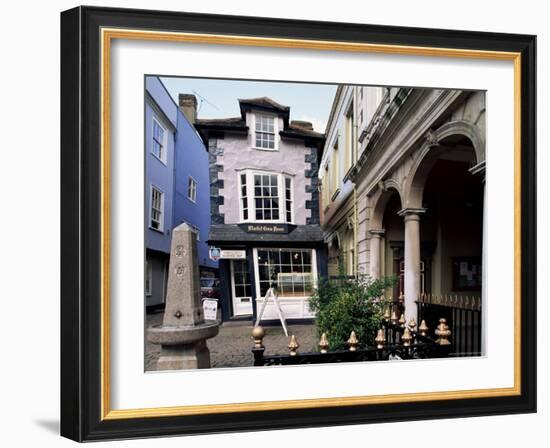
[239,170,294,223]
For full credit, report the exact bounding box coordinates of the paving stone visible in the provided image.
[146,312,318,370]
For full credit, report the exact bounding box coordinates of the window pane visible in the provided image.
[256,249,314,298]
[280,251,291,265]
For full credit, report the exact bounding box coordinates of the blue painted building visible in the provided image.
[145,77,217,308]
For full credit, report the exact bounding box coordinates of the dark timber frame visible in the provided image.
[61,6,536,441]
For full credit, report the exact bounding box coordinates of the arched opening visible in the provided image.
[407,135,484,354]
[420,137,483,298]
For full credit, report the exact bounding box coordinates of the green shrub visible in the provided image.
[309,275,397,351]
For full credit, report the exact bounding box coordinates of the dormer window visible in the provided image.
[254,114,277,150]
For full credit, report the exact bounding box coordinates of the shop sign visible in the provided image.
[220,250,246,259]
[239,223,289,234]
[202,298,218,321]
[209,247,221,261]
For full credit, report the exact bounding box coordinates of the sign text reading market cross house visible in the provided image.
[239,223,292,234]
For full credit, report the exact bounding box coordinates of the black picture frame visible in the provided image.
[61,6,537,442]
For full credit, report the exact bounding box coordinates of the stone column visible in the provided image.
[368,229,385,279]
[398,208,426,321]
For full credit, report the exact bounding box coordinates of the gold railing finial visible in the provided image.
[288,334,299,356]
[418,319,429,336]
[435,318,452,345]
[375,329,386,349]
[398,313,406,327]
[408,318,417,333]
[251,325,265,348]
[383,305,391,321]
[318,333,329,353]
[347,331,359,351]
[390,310,398,325]
[401,328,412,347]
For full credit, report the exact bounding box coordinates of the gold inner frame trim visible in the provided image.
[100,27,522,421]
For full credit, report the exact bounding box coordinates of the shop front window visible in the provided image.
[256,248,315,297]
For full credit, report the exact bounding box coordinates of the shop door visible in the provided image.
[230,260,253,316]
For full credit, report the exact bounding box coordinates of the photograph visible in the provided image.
[144,76,485,371]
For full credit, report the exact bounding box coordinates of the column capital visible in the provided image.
[369,229,385,237]
[397,207,427,218]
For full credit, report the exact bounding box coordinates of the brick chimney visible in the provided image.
[178,93,197,124]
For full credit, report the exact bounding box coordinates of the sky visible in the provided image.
[159,76,338,134]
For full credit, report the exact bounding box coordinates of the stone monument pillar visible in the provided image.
[148,223,219,370]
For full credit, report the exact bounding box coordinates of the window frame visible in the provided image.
[238,170,294,224]
[151,116,167,164]
[330,134,340,200]
[187,176,197,203]
[252,247,318,300]
[149,184,165,232]
[252,113,278,151]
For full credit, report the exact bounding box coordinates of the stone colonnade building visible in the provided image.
[320,86,485,320]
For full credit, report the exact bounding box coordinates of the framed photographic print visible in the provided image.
[60,6,537,442]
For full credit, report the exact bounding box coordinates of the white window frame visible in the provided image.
[187,176,197,203]
[149,184,165,232]
[252,247,318,300]
[253,113,278,151]
[151,116,167,164]
[284,175,294,224]
[238,170,294,224]
[330,134,340,198]
[239,172,249,222]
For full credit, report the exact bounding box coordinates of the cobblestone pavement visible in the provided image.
[145,311,318,371]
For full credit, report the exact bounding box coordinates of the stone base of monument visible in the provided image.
[149,321,219,370]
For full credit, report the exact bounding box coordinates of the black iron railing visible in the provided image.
[251,319,451,367]
[416,294,482,357]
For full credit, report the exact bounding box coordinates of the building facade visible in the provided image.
[320,86,485,320]
[196,97,327,322]
[145,77,217,308]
